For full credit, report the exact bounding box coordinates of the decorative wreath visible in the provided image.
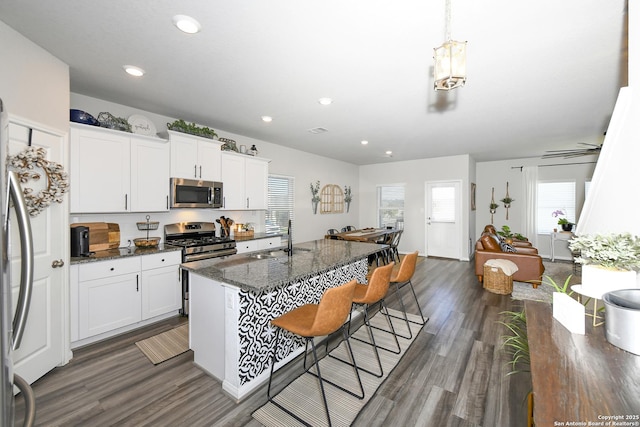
[7,147,69,216]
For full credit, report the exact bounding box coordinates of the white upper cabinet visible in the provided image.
[70,123,170,213]
[168,130,222,181]
[221,152,269,210]
[131,137,170,212]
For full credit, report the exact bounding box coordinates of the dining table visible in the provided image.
[326,227,397,243]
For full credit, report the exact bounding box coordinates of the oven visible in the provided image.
[165,222,237,315]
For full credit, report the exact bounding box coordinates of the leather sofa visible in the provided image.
[475,230,545,286]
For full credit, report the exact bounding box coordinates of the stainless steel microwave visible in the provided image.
[170,178,223,208]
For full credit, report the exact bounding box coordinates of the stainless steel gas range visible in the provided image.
[165,222,237,315]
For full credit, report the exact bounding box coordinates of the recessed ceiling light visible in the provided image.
[172,15,201,34]
[261,116,273,123]
[385,150,393,156]
[361,140,369,145]
[123,65,145,77]
[318,97,333,106]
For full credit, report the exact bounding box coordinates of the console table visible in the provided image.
[525,301,640,426]
[549,231,573,261]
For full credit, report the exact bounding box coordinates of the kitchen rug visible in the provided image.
[252,309,425,427]
[135,324,189,365]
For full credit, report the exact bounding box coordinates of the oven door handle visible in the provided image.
[185,248,238,262]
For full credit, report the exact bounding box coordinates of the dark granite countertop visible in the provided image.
[70,244,182,265]
[181,239,385,293]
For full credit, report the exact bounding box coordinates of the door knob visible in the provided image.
[51,259,65,268]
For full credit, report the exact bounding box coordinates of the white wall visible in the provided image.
[70,93,359,244]
[476,158,595,260]
[0,21,69,132]
[359,154,472,260]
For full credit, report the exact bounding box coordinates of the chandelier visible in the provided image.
[433,0,467,91]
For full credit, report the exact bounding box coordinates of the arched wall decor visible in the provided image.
[320,184,344,214]
[7,146,69,216]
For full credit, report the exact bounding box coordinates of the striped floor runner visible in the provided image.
[135,324,189,365]
[253,308,425,427]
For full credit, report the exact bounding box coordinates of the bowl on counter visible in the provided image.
[133,237,161,248]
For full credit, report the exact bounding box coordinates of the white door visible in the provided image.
[425,180,462,259]
[8,120,68,385]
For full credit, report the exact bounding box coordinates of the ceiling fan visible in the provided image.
[542,142,603,159]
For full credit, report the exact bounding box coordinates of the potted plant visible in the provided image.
[500,196,514,209]
[167,119,218,139]
[489,202,499,214]
[498,307,530,375]
[552,209,574,232]
[569,233,640,298]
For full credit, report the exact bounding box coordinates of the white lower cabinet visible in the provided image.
[141,252,182,320]
[79,270,141,339]
[72,251,181,344]
[236,237,282,254]
[236,240,259,254]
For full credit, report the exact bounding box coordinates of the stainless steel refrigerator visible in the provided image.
[1,98,36,426]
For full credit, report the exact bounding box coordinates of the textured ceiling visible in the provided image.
[0,0,628,165]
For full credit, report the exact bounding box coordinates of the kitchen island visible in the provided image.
[181,238,385,400]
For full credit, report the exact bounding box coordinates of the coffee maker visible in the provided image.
[70,226,90,257]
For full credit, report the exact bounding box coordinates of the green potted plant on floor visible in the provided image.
[499,307,530,375]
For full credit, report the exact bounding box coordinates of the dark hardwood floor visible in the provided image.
[15,257,531,426]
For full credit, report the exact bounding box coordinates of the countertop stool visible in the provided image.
[331,262,399,378]
[267,279,364,426]
[387,251,426,339]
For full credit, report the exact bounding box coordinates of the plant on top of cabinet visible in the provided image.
[167,119,218,139]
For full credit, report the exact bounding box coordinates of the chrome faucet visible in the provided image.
[285,219,293,256]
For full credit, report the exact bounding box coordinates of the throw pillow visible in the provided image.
[500,241,517,253]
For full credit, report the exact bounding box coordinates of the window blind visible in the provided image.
[266,175,294,234]
[537,181,576,234]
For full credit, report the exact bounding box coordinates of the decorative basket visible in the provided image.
[483,264,513,295]
[235,230,254,238]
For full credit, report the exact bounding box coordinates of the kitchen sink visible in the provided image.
[249,247,311,259]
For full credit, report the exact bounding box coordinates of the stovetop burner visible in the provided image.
[168,236,233,248]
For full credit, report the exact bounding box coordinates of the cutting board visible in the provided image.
[71,222,120,252]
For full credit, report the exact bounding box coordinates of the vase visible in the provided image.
[561,223,573,232]
[312,200,318,214]
[346,201,350,213]
[582,264,638,299]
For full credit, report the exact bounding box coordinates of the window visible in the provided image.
[537,181,576,234]
[377,185,404,227]
[266,175,294,234]
[430,185,456,222]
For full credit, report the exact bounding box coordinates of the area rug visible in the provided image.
[511,260,581,303]
[252,309,425,427]
[135,324,189,365]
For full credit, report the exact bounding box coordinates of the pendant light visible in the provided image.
[433,0,467,91]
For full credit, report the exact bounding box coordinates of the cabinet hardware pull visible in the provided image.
[199,165,202,178]
[110,267,114,271]
[194,165,197,177]
[125,194,128,210]
[136,275,139,292]
[166,195,169,210]
[246,198,249,209]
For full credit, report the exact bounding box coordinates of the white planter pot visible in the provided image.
[581,264,638,299]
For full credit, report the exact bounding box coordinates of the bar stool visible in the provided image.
[267,280,364,427]
[331,263,400,377]
[388,251,426,339]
